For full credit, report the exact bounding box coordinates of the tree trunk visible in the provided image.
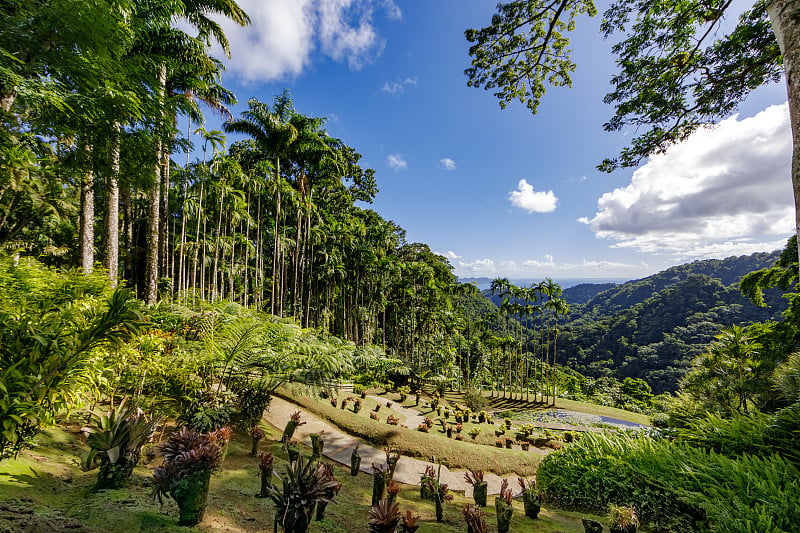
[105,123,120,287]
[767,0,800,269]
[145,64,166,304]
[79,142,94,274]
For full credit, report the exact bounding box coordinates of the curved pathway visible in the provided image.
[264,396,542,496]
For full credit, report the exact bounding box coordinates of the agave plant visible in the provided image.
[266,455,340,533]
[463,504,489,533]
[368,499,401,533]
[83,400,161,490]
[152,427,222,527]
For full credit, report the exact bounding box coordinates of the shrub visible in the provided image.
[370,412,380,421]
[386,415,399,426]
[417,423,429,433]
[266,455,341,533]
[463,390,489,413]
[469,427,481,439]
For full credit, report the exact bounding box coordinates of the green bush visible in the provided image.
[537,431,800,532]
[463,390,489,412]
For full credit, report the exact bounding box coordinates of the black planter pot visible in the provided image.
[472,481,487,507]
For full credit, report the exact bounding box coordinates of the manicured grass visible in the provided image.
[278,386,544,475]
[0,422,608,532]
[432,387,651,426]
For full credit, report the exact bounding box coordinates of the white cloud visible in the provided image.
[209,0,395,83]
[455,256,651,278]
[508,179,558,213]
[387,153,407,170]
[434,250,461,260]
[440,158,456,171]
[382,77,417,94]
[580,103,793,258]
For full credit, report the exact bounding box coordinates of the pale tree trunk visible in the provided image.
[105,122,120,287]
[145,64,166,305]
[0,90,15,113]
[79,142,94,274]
[768,0,800,268]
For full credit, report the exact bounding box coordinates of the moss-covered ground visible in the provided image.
[0,418,611,532]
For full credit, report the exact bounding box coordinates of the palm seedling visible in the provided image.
[463,505,489,533]
[464,469,487,507]
[266,455,340,533]
[152,427,222,526]
[368,499,401,533]
[83,400,161,490]
[495,478,514,533]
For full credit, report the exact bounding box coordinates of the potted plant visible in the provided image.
[463,505,489,533]
[386,479,401,505]
[518,477,541,519]
[608,504,639,533]
[83,400,161,490]
[281,411,306,444]
[423,464,453,523]
[371,462,389,505]
[495,479,514,533]
[464,469,487,507]
[582,518,603,533]
[399,510,420,533]
[310,433,324,460]
[419,465,436,500]
[266,455,340,533]
[257,451,274,498]
[469,427,481,440]
[152,427,222,527]
[350,444,361,476]
[353,398,362,413]
[249,425,266,456]
[314,463,341,521]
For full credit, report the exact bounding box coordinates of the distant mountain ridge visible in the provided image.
[557,250,786,393]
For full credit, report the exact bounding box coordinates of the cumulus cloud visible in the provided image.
[508,179,558,213]
[439,158,456,171]
[434,250,461,260]
[580,104,793,258]
[382,77,417,94]
[387,153,407,170]
[209,0,395,83]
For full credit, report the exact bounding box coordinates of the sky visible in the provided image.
[196,0,793,282]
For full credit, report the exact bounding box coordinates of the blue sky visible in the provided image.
[198,0,792,281]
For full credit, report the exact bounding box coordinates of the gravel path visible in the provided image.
[264,396,539,496]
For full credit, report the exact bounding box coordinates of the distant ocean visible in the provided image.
[458,277,631,291]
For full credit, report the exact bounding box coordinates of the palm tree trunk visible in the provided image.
[105,123,120,287]
[79,142,94,274]
[145,64,166,305]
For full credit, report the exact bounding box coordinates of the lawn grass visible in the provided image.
[0,421,609,532]
[278,386,544,475]
[433,387,651,426]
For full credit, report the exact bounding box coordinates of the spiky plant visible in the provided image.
[495,479,514,533]
[463,505,489,533]
[266,455,340,533]
[152,427,222,527]
[368,499,401,533]
[465,469,487,507]
[372,462,389,505]
[250,425,266,456]
[386,479,401,505]
[83,400,161,490]
[315,463,341,521]
[424,464,453,522]
[258,451,274,498]
[399,510,420,533]
[350,444,361,476]
[518,477,541,519]
[281,411,306,444]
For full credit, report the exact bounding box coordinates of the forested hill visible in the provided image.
[558,250,786,394]
[562,283,617,305]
